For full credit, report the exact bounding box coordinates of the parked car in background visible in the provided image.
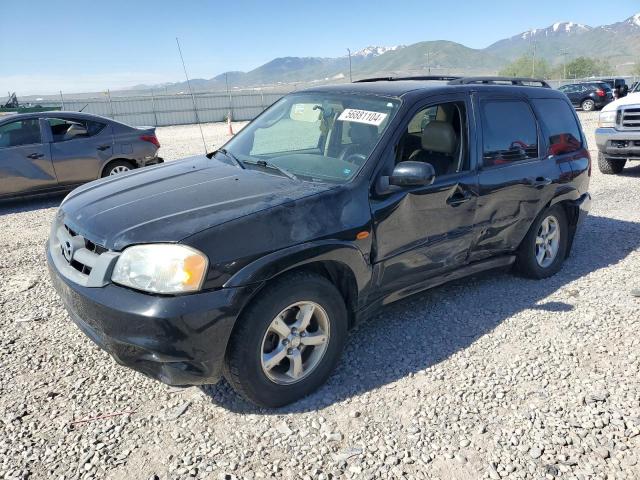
[596,93,640,174]
[0,112,162,199]
[48,76,591,407]
[558,82,613,111]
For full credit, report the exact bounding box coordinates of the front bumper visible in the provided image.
[595,127,640,159]
[47,247,257,386]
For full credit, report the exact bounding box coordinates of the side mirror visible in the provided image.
[389,161,435,187]
[65,123,88,138]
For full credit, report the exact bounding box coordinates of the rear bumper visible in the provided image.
[595,128,640,159]
[47,247,257,386]
[139,156,164,167]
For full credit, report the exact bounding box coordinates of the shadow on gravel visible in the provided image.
[0,193,64,216]
[619,163,640,177]
[203,214,640,413]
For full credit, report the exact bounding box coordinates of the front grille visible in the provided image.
[620,108,640,130]
[60,224,106,276]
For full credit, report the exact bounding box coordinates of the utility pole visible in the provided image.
[425,51,431,74]
[531,37,537,77]
[560,49,569,79]
[346,48,353,83]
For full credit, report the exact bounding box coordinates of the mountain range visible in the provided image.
[133,12,640,93]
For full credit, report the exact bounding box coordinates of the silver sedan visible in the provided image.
[0,111,163,199]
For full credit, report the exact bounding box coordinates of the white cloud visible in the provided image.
[0,72,179,96]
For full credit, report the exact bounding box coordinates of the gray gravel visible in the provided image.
[1,112,639,480]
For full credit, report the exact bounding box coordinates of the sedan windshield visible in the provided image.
[222,92,400,183]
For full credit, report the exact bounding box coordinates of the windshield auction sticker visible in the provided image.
[338,109,387,126]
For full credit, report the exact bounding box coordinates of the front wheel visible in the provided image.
[597,152,626,174]
[515,205,568,279]
[223,272,348,408]
[581,99,595,111]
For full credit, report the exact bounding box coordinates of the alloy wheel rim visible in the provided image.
[260,301,330,385]
[109,165,130,175]
[535,215,560,268]
[583,101,594,111]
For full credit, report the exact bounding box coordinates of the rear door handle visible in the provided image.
[97,145,111,151]
[529,177,552,188]
[446,190,473,206]
[26,153,44,159]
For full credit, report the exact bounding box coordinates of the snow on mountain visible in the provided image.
[520,21,590,40]
[352,45,404,58]
[628,13,640,28]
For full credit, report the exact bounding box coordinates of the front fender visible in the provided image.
[223,240,372,294]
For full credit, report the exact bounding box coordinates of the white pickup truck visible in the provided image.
[595,92,640,174]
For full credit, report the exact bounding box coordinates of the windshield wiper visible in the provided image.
[213,148,245,169]
[243,159,298,181]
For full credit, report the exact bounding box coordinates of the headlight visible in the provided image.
[112,244,208,294]
[599,110,617,128]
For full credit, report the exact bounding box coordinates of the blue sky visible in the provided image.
[1,0,639,94]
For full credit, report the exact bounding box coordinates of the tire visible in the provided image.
[581,99,595,111]
[597,152,626,175]
[223,271,348,408]
[515,205,568,279]
[102,160,134,177]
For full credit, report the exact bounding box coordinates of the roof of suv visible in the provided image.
[300,76,565,100]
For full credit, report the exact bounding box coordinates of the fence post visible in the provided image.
[106,89,115,119]
[59,91,65,110]
[260,90,265,111]
[151,90,158,126]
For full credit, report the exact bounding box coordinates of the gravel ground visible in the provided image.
[1,112,640,480]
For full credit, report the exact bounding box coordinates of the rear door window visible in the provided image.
[0,119,41,148]
[481,100,539,167]
[47,118,106,143]
[532,98,583,156]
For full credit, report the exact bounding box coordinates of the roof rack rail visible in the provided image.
[355,75,461,83]
[448,77,551,88]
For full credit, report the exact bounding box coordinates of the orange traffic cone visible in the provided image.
[227,112,234,136]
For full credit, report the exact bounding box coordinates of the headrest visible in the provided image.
[421,121,457,154]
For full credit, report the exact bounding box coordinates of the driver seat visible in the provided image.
[339,123,378,161]
[408,121,458,176]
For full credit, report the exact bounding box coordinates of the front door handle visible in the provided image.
[446,190,472,206]
[26,153,44,159]
[97,145,111,151]
[529,177,552,188]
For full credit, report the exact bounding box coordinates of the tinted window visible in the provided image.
[533,98,583,156]
[47,118,105,143]
[481,100,538,166]
[0,119,41,148]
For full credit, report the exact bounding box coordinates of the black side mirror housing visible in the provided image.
[389,161,436,187]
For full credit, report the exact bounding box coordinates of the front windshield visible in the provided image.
[222,92,400,183]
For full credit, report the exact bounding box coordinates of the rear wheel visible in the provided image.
[597,152,626,174]
[223,271,348,408]
[102,160,134,177]
[581,99,595,111]
[515,205,568,279]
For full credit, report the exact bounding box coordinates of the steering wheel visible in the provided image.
[344,153,367,164]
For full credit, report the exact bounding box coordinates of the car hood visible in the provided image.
[60,155,335,251]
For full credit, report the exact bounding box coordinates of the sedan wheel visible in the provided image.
[260,301,330,385]
[109,165,130,175]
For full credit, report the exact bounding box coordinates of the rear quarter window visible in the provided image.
[532,98,583,156]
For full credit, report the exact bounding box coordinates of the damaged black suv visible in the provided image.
[48,76,591,407]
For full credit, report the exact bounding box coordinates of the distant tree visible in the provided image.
[564,57,612,79]
[499,56,551,79]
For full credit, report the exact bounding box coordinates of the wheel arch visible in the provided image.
[224,241,372,328]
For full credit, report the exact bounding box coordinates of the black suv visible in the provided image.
[47,76,591,407]
[558,82,613,111]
